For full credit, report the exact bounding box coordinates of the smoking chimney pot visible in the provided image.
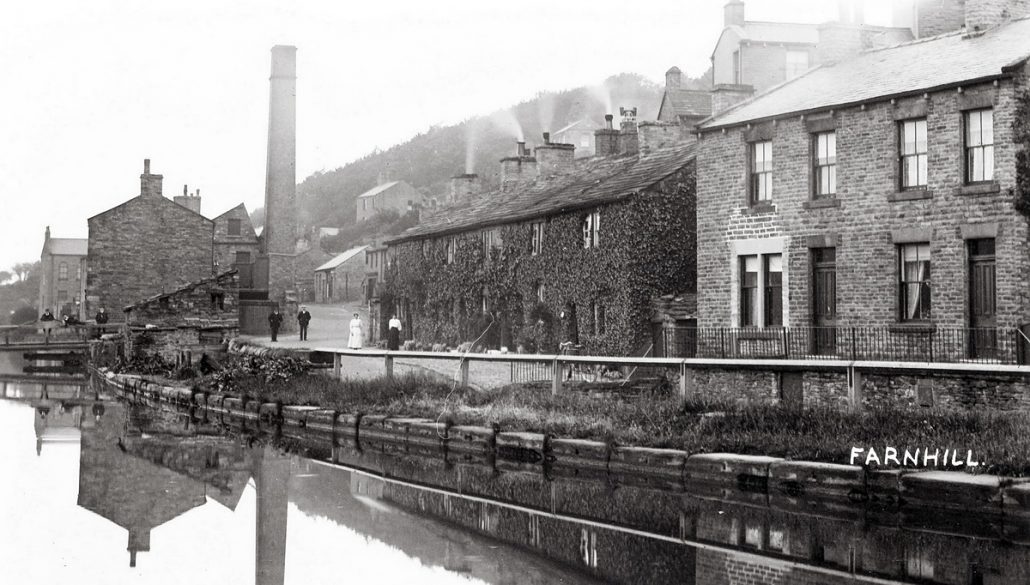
[542,132,551,144]
[605,114,614,130]
[144,159,150,174]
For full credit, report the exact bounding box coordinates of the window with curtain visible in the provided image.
[740,255,759,326]
[749,141,773,205]
[899,119,928,189]
[899,243,931,321]
[965,108,994,183]
[764,254,783,326]
[813,131,837,198]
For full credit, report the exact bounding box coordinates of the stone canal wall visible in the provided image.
[93,367,1030,584]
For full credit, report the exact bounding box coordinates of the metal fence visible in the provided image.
[510,360,553,383]
[662,326,1028,365]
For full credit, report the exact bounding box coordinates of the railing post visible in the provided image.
[850,327,857,361]
[385,354,394,379]
[551,357,562,396]
[848,366,864,412]
[460,359,470,387]
[781,328,789,359]
[333,353,342,379]
[678,362,694,402]
[720,329,726,358]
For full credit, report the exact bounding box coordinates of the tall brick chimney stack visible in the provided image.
[262,45,297,257]
[140,159,163,198]
[499,141,538,192]
[594,114,620,157]
[724,0,745,27]
[618,107,639,156]
[535,132,575,177]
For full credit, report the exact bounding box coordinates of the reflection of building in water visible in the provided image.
[75,402,255,568]
[289,463,602,585]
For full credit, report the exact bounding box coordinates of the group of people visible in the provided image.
[267,306,404,350]
[39,307,109,333]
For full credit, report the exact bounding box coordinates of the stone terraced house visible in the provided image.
[382,118,697,356]
[696,13,1030,365]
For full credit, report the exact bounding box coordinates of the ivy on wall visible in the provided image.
[1014,90,1030,218]
[381,163,696,355]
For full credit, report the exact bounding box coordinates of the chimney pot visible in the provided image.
[605,114,614,130]
[183,184,188,196]
[143,159,150,174]
[542,132,550,144]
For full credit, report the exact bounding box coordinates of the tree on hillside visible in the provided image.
[0,270,11,285]
[12,262,36,282]
[249,206,265,230]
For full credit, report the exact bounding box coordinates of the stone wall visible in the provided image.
[126,325,237,363]
[212,204,260,272]
[692,366,1030,411]
[696,74,1029,331]
[87,196,214,316]
[125,270,239,327]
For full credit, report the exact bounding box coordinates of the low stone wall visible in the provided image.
[126,325,236,364]
[694,367,1030,411]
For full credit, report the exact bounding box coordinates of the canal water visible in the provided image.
[3,351,1030,584]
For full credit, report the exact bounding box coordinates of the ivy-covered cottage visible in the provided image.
[382,116,698,356]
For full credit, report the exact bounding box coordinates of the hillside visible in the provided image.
[275,70,709,245]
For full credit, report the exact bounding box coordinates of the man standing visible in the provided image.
[387,314,402,350]
[268,307,283,342]
[95,307,109,335]
[297,305,311,341]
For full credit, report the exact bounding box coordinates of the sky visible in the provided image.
[0,0,897,272]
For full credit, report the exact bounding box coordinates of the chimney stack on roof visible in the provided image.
[140,159,163,198]
[724,0,745,27]
[594,114,620,157]
[174,183,202,215]
[618,107,639,156]
[535,132,575,177]
[638,121,692,154]
[448,173,481,204]
[500,141,538,192]
[665,67,682,90]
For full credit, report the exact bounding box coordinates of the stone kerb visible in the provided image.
[92,367,1030,521]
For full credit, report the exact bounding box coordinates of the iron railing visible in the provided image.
[661,326,1027,365]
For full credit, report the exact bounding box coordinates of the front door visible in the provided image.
[811,247,837,355]
[968,238,996,360]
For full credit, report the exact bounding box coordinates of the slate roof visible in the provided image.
[702,17,1030,129]
[388,142,697,244]
[357,181,401,199]
[315,245,369,271]
[662,89,713,118]
[49,238,88,256]
[123,269,238,312]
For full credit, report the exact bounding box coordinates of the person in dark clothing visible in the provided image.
[40,308,56,340]
[297,306,311,341]
[268,308,283,342]
[387,314,402,350]
[95,307,109,335]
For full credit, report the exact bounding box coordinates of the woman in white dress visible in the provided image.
[347,313,364,349]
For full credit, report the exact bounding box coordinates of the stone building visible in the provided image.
[86,160,215,316]
[656,67,712,127]
[711,1,913,94]
[552,119,601,157]
[695,15,1030,362]
[313,245,368,303]
[383,117,697,356]
[212,203,260,272]
[356,179,422,222]
[38,226,87,320]
[123,270,240,363]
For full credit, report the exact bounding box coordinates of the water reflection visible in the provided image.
[5,363,1030,584]
[1,379,604,584]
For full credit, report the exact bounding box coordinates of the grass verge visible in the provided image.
[211,369,1030,477]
